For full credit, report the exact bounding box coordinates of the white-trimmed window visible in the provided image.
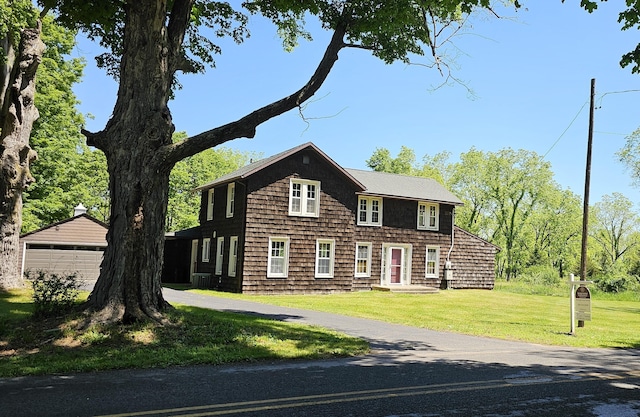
[267,237,290,278]
[289,179,320,217]
[355,242,372,278]
[226,183,235,218]
[206,189,215,220]
[229,236,238,277]
[215,237,224,275]
[357,196,382,226]
[426,246,440,278]
[202,238,211,263]
[315,239,335,278]
[418,202,439,230]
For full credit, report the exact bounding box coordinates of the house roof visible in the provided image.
[454,226,500,250]
[165,226,201,240]
[19,213,108,244]
[345,168,464,205]
[194,142,462,205]
[194,142,366,192]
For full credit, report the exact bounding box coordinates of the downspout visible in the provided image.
[444,207,455,289]
[447,206,455,262]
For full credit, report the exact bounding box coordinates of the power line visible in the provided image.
[543,100,588,158]
[597,89,640,108]
[543,89,640,158]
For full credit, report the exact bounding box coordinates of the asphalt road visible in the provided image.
[2,288,639,417]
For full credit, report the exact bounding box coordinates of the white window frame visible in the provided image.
[226,183,235,218]
[267,237,290,278]
[215,236,224,275]
[315,239,335,278]
[417,202,439,231]
[381,243,413,286]
[357,196,382,226]
[289,178,320,218]
[229,236,238,277]
[426,246,440,278]
[206,189,215,221]
[355,242,372,278]
[202,238,211,263]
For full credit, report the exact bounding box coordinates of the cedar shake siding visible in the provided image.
[447,227,498,290]
[353,201,455,290]
[196,181,246,292]
[241,151,360,294]
[177,142,498,294]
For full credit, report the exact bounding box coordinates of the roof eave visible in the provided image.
[194,142,366,192]
[356,191,464,206]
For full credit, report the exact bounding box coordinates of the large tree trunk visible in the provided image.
[86,157,172,323]
[83,0,345,324]
[0,25,43,290]
[84,1,175,323]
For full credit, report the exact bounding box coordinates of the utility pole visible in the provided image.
[578,78,596,328]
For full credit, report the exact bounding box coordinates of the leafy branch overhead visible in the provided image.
[26,0,529,323]
[2,0,635,321]
[574,0,640,73]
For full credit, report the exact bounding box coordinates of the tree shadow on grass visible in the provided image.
[0,289,33,320]
[0,304,369,378]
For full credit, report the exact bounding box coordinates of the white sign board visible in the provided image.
[575,286,591,321]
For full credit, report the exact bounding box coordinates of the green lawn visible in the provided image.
[0,289,368,377]
[2,283,638,378]
[191,284,640,349]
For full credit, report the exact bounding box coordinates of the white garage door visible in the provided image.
[24,244,105,287]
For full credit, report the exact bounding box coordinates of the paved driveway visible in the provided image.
[162,288,639,372]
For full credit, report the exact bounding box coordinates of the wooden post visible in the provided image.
[579,78,595,328]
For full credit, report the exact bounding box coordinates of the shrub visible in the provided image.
[517,265,562,286]
[594,274,632,294]
[27,270,80,318]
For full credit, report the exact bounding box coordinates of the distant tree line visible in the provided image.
[367,146,640,292]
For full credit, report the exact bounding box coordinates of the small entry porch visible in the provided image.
[372,285,439,294]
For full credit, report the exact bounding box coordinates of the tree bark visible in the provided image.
[84,0,347,324]
[0,25,43,290]
[84,0,176,323]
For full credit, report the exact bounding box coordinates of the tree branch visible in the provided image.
[161,23,347,166]
[166,0,194,75]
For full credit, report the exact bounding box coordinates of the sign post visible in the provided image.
[569,274,593,335]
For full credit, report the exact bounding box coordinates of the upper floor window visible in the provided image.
[226,183,235,218]
[357,196,382,226]
[417,202,439,230]
[315,239,335,278]
[289,179,320,217]
[267,237,290,278]
[206,189,215,220]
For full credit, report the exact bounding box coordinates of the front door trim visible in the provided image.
[381,243,412,286]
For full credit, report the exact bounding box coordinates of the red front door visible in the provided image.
[390,248,403,284]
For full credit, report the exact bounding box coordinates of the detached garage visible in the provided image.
[19,205,108,288]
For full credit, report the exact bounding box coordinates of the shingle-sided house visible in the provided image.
[173,142,498,294]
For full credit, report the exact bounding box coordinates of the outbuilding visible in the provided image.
[19,204,107,288]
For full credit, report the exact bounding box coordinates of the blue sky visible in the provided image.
[73,1,640,204]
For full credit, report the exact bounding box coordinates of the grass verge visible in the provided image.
[0,289,368,378]
[191,283,640,349]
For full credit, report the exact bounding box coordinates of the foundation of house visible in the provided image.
[371,285,439,294]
